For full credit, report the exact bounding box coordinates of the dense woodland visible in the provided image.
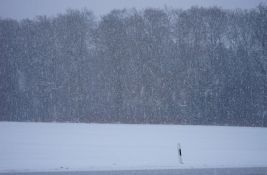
[0,5,266,126]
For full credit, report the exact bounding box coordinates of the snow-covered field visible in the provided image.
[0,122,267,173]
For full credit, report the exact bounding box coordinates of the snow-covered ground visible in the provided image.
[0,122,267,173]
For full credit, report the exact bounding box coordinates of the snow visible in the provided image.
[0,122,267,173]
[0,0,263,20]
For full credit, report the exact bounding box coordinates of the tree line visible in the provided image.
[0,5,266,126]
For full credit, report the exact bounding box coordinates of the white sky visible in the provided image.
[0,0,266,20]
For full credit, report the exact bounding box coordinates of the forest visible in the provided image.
[0,5,266,126]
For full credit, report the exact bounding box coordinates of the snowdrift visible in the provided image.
[0,122,267,172]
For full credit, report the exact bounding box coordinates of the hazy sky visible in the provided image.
[0,0,266,20]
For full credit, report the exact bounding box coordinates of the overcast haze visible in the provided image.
[0,0,266,20]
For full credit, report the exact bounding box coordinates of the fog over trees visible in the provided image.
[0,5,266,127]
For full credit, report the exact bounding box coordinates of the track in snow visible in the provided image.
[1,167,267,175]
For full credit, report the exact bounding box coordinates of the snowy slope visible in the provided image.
[0,122,267,172]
